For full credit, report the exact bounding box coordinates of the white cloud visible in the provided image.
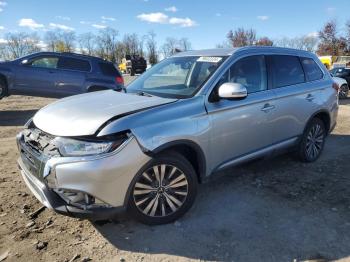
[307,32,319,38]
[36,41,47,49]
[80,21,91,25]
[0,38,7,44]
[19,18,44,30]
[257,15,269,21]
[0,1,7,6]
[49,23,74,31]
[0,26,4,30]
[137,12,197,27]
[56,16,71,21]
[165,6,177,12]
[92,24,107,29]
[169,17,197,27]
[326,7,336,15]
[101,16,116,21]
[137,12,169,24]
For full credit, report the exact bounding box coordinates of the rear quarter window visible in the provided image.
[99,62,121,77]
[270,55,305,88]
[58,57,91,72]
[301,57,324,81]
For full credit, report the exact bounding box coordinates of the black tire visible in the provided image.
[297,118,326,162]
[127,151,198,225]
[339,84,349,99]
[0,78,8,99]
[130,69,135,76]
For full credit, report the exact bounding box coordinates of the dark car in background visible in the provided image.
[330,67,350,86]
[125,54,147,76]
[0,52,124,99]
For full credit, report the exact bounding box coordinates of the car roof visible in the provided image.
[28,51,106,61]
[172,46,314,58]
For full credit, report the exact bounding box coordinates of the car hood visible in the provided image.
[33,90,176,137]
[332,76,347,86]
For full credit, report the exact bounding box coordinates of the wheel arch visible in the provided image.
[0,73,9,96]
[149,140,207,184]
[305,110,331,135]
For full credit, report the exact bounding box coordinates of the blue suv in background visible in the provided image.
[0,52,124,99]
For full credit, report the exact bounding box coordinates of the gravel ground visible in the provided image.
[0,79,349,262]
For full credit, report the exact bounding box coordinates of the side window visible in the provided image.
[301,57,323,81]
[229,55,267,93]
[58,57,91,72]
[271,55,305,88]
[30,57,58,69]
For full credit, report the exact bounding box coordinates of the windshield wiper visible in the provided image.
[136,91,154,97]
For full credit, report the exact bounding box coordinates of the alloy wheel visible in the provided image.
[132,164,189,217]
[305,123,324,160]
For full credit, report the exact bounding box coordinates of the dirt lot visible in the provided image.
[0,80,350,262]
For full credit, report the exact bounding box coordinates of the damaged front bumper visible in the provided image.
[16,130,151,220]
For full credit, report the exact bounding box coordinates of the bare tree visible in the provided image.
[78,32,96,55]
[161,37,179,58]
[3,32,41,59]
[274,35,318,52]
[123,33,140,55]
[45,31,59,52]
[95,27,119,62]
[146,31,158,65]
[178,38,192,51]
[59,31,76,52]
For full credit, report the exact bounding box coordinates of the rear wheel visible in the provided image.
[297,118,326,162]
[127,151,198,225]
[0,78,8,99]
[339,84,349,99]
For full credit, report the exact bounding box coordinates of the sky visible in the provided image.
[0,0,349,49]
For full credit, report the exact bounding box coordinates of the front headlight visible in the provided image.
[54,134,129,157]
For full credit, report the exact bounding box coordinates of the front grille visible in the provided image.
[22,128,60,157]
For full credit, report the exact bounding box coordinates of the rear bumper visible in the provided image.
[18,157,125,220]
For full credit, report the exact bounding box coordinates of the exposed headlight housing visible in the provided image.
[54,132,130,157]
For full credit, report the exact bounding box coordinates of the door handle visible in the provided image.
[306,94,315,102]
[261,103,275,112]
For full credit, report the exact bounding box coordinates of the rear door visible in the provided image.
[268,55,325,144]
[54,56,89,97]
[13,55,59,97]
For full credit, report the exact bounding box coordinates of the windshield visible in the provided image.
[126,56,227,98]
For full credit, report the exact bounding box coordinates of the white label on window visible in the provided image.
[197,57,222,63]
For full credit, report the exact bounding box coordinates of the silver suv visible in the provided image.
[17,47,339,225]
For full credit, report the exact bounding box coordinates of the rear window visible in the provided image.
[301,57,323,81]
[99,62,121,76]
[271,55,305,88]
[58,57,91,72]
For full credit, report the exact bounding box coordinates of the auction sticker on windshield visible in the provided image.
[197,57,222,63]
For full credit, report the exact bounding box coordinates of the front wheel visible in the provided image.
[297,118,326,162]
[127,151,198,225]
[339,84,349,99]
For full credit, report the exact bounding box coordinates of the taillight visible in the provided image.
[332,82,340,93]
[115,76,124,85]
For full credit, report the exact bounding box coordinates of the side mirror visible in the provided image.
[218,82,247,99]
[21,59,29,65]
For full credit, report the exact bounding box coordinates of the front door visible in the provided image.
[13,55,59,97]
[205,55,276,171]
